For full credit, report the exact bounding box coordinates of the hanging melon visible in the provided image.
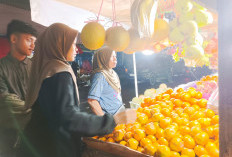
[152,19,169,42]
[105,26,130,52]
[80,22,105,50]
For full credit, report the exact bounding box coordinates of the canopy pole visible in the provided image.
[133,52,138,97]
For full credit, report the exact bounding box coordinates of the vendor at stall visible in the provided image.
[88,47,125,115]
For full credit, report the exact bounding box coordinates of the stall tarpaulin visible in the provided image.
[29,0,130,31]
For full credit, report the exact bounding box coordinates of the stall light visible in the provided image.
[142,49,154,55]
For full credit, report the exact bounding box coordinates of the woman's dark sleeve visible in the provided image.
[42,72,116,137]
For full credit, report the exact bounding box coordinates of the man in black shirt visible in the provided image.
[0,20,37,157]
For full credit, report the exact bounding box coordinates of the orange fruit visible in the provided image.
[131,122,142,131]
[113,129,125,142]
[174,99,183,108]
[183,135,195,149]
[179,113,189,119]
[160,117,172,129]
[124,131,133,141]
[140,137,152,147]
[156,145,171,157]
[151,113,165,122]
[190,111,205,121]
[175,107,184,115]
[153,104,162,110]
[205,126,214,138]
[156,95,163,101]
[170,137,184,152]
[137,146,144,152]
[179,126,191,136]
[144,97,152,104]
[194,132,209,146]
[183,107,196,116]
[147,135,157,143]
[205,142,217,152]
[164,127,177,141]
[189,98,198,105]
[158,137,169,146]
[199,155,210,157]
[151,108,161,115]
[181,102,191,108]
[144,123,156,135]
[192,104,200,111]
[197,99,208,108]
[194,145,208,156]
[187,89,197,98]
[188,120,201,128]
[204,109,215,118]
[159,101,168,108]
[170,151,181,157]
[161,108,171,117]
[211,115,219,125]
[190,126,202,137]
[195,91,203,99]
[143,108,152,118]
[198,118,211,128]
[137,113,149,125]
[119,140,127,146]
[134,129,146,141]
[156,128,165,139]
[166,88,174,94]
[181,93,191,102]
[98,137,107,141]
[106,137,115,143]
[115,124,126,130]
[181,148,195,157]
[177,88,184,93]
[127,138,139,150]
[144,144,157,156]
[162,94,171,100]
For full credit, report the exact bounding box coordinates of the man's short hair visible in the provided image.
[6,19,38,40]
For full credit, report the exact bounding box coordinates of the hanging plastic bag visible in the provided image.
[131,0,159,38]
[207,87,218,114]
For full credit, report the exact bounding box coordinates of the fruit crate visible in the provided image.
[82,137,151,157]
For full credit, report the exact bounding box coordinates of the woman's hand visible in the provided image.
[113,109,137,124]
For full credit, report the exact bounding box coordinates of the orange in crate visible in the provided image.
[194,132,209,146]
[113,129,125,142]
[127,138,139,150]
[156,128,165,139]
[156,145,171,157]
[119,140,127,146]
[194,145,208,156]
[147,135,157,143]
[133,129,146,141]
[137,113,148,125]
[170,137,184,152]
[197,99,208,108]
[124,131,133,141]
[140,137,152,147]
[195,91,203,99]
[211,115,219,125]
[170,151,181,157]
[160,117,172,129]
[181,93,191,102]
[174,99,183,108]
[158,137,169,146]
[181,148,195,157]
[144,122,156,135]
[144,144,157,156]
[183,135,195,149]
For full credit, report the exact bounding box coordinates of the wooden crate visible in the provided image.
[82,137,151,157]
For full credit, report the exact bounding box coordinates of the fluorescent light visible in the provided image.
[142,50,154,55]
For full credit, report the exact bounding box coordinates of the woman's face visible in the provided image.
[66,37,77,61]
[108,51,117,69]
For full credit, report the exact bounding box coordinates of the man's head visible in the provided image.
[7,20,37,57]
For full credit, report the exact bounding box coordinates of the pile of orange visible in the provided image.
[94,86,219,157]
[200,75,218,82]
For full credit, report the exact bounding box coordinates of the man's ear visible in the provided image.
[10,34,18,44]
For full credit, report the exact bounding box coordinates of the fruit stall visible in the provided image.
[4,0,231,156]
